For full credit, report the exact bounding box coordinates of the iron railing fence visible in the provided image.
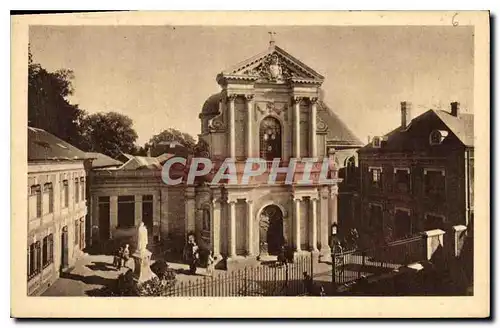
[332,234,426,286]
[165,253,313,297]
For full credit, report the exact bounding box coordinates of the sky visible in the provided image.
[29,25,474,145]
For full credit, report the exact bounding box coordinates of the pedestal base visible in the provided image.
[226,255,259,271]
[132,249,157,284]
[319,248,332,263]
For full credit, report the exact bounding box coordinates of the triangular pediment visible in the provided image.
[218,45,324,85]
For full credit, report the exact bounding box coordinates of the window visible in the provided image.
[369,167,382,189]
[28,241,41,280]
[202,208,211,231]
[62,180,69,208]
[424,169,446,199]
[29,185,41,219]
[394,168,411,193]
[43,183,53,214]
[142,195,153,230]
[424,214,445,231]
[118,195,135,228]
[42,234,53,268]
[394,209,413,239]
[80,177,85,202]
[372,136,381,148]
[259,116,282,161]
[74,178,79,204]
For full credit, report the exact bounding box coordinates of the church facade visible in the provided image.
[88,41,362,270]
[195,41,362,269]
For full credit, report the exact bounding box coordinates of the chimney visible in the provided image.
[451,102,460,117]
[400,101,412,129]
[367,135,371,144]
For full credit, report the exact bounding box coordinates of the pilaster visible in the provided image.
[185,187,196,236]
[245,94,254,158]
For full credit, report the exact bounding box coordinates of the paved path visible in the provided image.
[42,254,226,296]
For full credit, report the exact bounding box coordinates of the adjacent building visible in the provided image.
[357,102,474,245]
[27,127,89,295]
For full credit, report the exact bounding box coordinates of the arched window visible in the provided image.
[259,116,282,161]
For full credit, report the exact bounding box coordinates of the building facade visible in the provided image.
[89,42,362,270]
[356,102,474,246]
[27,127,88,295]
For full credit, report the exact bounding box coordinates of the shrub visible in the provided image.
[91,265,177,297]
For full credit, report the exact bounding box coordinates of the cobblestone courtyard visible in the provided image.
[42,253,335,296]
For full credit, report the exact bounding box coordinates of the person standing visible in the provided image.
[114,246,124,270]
[206,251,215,277]
[122,244,130,269]
[303,272,313,296]
[189,242,199,275]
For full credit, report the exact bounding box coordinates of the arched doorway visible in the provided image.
[259,116,282,161]
[259,205,285,256]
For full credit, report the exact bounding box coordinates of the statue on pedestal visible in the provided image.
[136,221,149,254]
[132,221,157,284]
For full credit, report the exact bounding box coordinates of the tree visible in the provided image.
[146,128,196,156]
[81,112,138,159]
[28,46,86,147]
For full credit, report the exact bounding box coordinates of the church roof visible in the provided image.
[200,92,222,117]
[317,101,364,147]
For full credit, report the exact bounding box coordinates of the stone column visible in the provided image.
[228,200,237,258]
[293,197,302,252]
[134,195,143,226]
[310,97,318,157]
[293,96,302,158]
[245,94,254,158]
[329,185,339,228]
[110,195,118,236]
[319,187,331,260]
[228,94,237,158]
[310,197,319,252]
[211,196,222,259]
[185,187,196,236]
[246,199,254,256]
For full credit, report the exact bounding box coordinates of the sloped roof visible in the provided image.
[119,156,163,170]
[359,109,474,152]
[151,142,191,158]
[433,110,474,147]
[28,127,87,162]
[85,152,123,168]
[318,101,364,147]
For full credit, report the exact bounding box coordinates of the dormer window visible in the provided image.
[372,136,381,148]
[429,130,449,145]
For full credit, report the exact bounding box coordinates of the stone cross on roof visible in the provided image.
[268,31,276,48]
